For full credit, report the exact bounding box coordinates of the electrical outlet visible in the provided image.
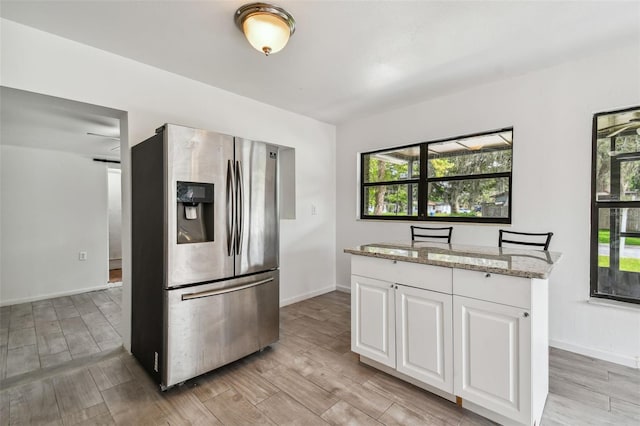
[311,204,317,216]
[79,251,87,261]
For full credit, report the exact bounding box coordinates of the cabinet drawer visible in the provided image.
[352,255,452,294]
[452,269,531,309]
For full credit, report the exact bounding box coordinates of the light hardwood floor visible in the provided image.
[0,288,122,379]
[0,291,638,425]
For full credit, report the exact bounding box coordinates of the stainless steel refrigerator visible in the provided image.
[131,124,279,390]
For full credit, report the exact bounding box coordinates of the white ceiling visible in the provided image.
[1,1,639,124]
[0,87,123,161]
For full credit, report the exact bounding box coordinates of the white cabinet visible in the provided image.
[452,269,548,426]
[396,285,453,393]
[351,275,395,367]
[350,256,549,426]
[351,259,453,394]
[454,295,531,424]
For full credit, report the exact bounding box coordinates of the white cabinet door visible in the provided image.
[454,295,531,424]
[396,285,453,393]
[351,275,396,368]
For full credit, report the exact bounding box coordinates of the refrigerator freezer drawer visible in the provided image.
[163,270,279,388]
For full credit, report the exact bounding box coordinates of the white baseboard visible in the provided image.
[280,284,336,307]
[335,283,351,293]
[549,339,640,369]
[0,282,123,307]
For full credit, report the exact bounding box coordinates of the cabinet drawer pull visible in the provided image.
[485,273,491,278]
[523,312,530,318]
[392,260,397,264]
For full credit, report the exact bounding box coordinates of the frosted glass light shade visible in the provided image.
[235,3,296,56]
[243,14,290,55]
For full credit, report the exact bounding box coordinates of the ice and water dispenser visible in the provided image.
[176,181,215,244]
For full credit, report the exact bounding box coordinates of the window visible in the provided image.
[361,128,513,223]
[591,106,640,304]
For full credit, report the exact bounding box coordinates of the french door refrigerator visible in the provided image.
[131,124,279,389]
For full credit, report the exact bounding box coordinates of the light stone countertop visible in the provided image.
[344,242,563,279]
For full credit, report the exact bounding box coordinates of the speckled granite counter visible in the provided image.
[344,242,562,279]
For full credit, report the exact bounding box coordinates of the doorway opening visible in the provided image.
[0,86,127,379]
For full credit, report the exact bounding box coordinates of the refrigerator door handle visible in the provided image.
[181,277,274,301]
[226,159,235,256]
[235,160,244,255]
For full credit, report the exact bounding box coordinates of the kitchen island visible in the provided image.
[344,242,562,426]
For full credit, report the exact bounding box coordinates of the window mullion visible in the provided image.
[418,143,428,218]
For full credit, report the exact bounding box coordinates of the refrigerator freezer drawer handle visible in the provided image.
[181,277,274,301]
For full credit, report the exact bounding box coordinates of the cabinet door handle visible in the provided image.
[390,284,393,288]
[523,312,530,318]
[485,273,491,278]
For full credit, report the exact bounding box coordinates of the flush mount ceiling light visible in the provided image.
[235,2,295,56]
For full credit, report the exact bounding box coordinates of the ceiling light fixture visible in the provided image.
[235,2,295,56]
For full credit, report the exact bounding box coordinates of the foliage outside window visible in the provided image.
[361,128,513,223]
[591,106,640,304]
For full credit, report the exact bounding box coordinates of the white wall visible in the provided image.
[107,168,122,266]
[336,43,640,367]
[1,19,337,350]
[0,145,109,304]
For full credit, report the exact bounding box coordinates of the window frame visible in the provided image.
[590,105,640,305]
[360,127,513,224]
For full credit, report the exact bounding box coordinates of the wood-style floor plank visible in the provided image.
[0,328,8,347]
[60,401,110,426]
[607,370,640,406]
[156,385,222,425]
[378,402,452,426]
[33,306,58,323]
[52,369,104,418]
[363,372,465,425]
[306,366,393,418]
[278,330,317,351]
[8,378,60,425]
[8,312,34,331]
[257,342,322,378]
[320,400,382,426]
[540,393,631,426]
[37,332,68,356]
[458,411,499,425]
[302,344,377,385]
[610,396,640,422]
[549,372,611,411]
[222,362,280,405]
[261,365,339,416]
[101,380,169,424]
[203,389,274,425]
[35,320,62,337]
[40,351,72,369]
[189,371,231,403]
[5,344,39,377]
[89,356,133,391]
[0,388,10,426]
[255,391,328,426]
[7,327,36,349]
[0,346,6,381]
